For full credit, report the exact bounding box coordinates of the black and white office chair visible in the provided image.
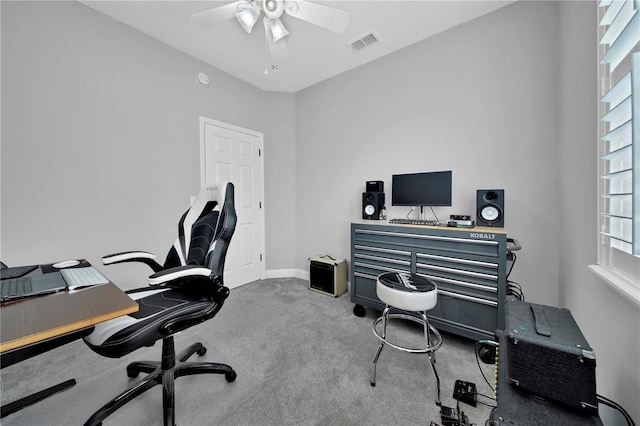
[83,181,237,426]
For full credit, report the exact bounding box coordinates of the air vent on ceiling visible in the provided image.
[348,31,380,53]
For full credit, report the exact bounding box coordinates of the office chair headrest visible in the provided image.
[176,182,233,262]
[200,184,219,203]
[196,181,231,205]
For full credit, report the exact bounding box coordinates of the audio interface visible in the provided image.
[450,215,471,221]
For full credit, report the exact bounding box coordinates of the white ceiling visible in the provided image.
[80,0,515,93]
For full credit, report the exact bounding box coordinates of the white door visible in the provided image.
[200,117,265,288]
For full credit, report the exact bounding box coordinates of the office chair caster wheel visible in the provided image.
[225,370,237,382]
[353,304,366,317]
[197,346,207,356]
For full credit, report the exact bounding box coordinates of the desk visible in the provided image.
[1,282,138,353]
[1,272,138,417]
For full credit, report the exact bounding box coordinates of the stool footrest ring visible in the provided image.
[372,312,443,354]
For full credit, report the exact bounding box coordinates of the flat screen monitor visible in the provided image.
[392,171,452,207]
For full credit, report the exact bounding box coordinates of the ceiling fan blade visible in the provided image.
[284,0,350,33]
[191,1,245,27]
[264,17,288,60]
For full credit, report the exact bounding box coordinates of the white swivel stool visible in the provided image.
[371,272,443,406]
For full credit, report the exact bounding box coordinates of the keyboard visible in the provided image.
[1,276,32,300]
[389,218,440,226]
[0,265,39,280]
[61,267,109,289]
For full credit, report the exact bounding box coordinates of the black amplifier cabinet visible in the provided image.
[490,330,602,426]
[505,299,597,416]
[309,256,347,297]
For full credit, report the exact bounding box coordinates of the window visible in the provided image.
[593,0,640,307]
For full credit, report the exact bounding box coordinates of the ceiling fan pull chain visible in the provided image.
[264,22,269,75]
[264,18,269,75]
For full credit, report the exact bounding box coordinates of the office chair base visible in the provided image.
[84,336,236,426]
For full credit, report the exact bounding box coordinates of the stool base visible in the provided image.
[370,306,442,406]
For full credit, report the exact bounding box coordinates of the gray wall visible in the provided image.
[557,1,640,421]
[296,0,560,306]
[2,0,638,422]
[1,1,297,287]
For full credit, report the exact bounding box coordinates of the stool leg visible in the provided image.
[420,312,441,406]
[422,311,436,364]
[370,342,383,387]
[427,351,441,407]
[371,306,390,387]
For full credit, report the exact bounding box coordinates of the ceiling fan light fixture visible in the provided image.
[235,2,260,33]
[263,0,284,19]
[269,18,289,42]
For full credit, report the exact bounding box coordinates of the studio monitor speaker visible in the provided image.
[362,192,385,220]
[476,189,505,227]
[366,180,384,193]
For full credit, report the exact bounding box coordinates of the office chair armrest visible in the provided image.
[148,265,212,287]
[102,251,163,272]
[149,266,227,302]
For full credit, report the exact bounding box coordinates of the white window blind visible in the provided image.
[595,0,640,307]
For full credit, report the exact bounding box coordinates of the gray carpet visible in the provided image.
[1,278,495,425]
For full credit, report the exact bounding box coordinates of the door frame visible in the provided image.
[199,116,266,284]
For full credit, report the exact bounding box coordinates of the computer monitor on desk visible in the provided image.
[391,171,452,224]
[391,170,452,208]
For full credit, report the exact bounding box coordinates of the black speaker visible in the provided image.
[476,189,504,227]
[362,192,385,220]
[366,180,384,193]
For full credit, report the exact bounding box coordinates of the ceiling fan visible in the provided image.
[191,0,350,64]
